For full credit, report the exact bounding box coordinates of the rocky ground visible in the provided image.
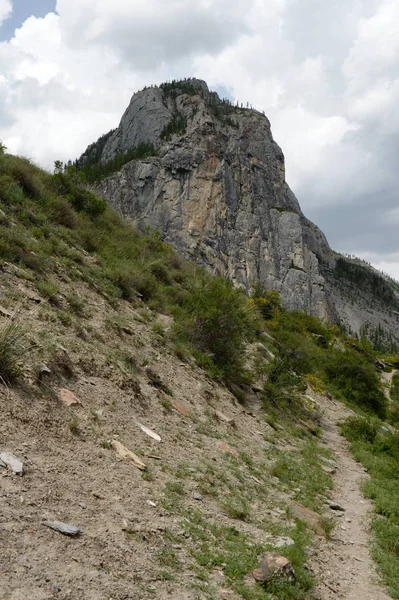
[0,267,392,600]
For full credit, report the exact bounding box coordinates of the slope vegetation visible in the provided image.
[0,150,397,600]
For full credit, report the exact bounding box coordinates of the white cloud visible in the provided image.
[0,0,12,27]
[0,0,398,279]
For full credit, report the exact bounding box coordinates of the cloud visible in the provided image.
[0,0,397,280]
[56,0,248,69]
[0,0,12,27]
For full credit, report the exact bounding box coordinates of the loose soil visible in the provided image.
[310,394,391,600]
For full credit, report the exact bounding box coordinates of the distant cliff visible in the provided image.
[77,78,399,348]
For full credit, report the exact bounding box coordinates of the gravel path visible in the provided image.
[310,395,391,600]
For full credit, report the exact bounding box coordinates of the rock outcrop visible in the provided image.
[79,78,399,343]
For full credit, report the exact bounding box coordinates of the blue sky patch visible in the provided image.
[0,0,57,41]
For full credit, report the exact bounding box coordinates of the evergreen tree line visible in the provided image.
[334,257,399,309]
[76,142,158,184]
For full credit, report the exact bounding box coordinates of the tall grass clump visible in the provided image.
[0,315,31,383]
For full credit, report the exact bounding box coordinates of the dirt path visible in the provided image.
[310,395,391,600]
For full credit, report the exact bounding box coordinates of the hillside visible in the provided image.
[75,78,399,349]
[1,150,399,600]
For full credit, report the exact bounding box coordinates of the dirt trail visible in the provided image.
[310,395,390,600]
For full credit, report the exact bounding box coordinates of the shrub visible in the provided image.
[48,196,77,228]
[7,157,45,200]
[36,279,60,300]
[112,267,158,302]
[0,175,25,205]
[324,350,387,417]
[52,166,106,217]
[250,282,282,320]
[177,276,257,381]
[340,416,378,443]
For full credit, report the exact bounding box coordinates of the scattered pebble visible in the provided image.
[0,452,24,476]
[43,521,82,537]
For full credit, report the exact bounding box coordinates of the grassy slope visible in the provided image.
[0,150,397,599]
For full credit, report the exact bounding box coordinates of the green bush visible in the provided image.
[340,416,378,443]
[176,276,257,381]
[324,350,387,416]
[52,166,106,217]
[7,157,45,200]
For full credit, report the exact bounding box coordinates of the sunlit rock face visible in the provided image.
[83,79,399,342]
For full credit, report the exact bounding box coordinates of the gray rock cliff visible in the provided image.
[79,78,399,345]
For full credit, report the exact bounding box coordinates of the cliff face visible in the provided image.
[81,78,399,342]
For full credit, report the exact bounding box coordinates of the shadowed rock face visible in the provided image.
[83,78,399,341]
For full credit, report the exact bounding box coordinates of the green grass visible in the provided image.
[269,439,333,512]
[183,511,314,600]
[341,416,399,598]
[0,150,257,386]
[0,312,32,383]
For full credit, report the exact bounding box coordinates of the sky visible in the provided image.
[0,0,398,279]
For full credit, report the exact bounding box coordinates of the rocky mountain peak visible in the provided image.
[76,78,399,346]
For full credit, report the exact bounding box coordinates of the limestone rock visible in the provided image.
[79,78,399,341]
[291,501,324,535]
[0,452,24,476]
[59,389,81,407]
[43,521,81,536]
[252,551,295,585]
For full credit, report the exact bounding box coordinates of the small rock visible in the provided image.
[320,456,338,468]
[43,521,82,536]
[59,389,81,407]
[291,501,324,535]
[0,452,24,476]
[214,410,236,427]
[170,399,190,417]
[272,536,295,549]
[252,552,295,585]
[38,364,52,380]
[216,441,240,457]
[137,422,161,442]
[78,503,87,509]
[0,305,13,319]
[326,500,345,511]
[193,492,204,501]
[322,466,336,475]
[111,440,147,471]
[146,500,157,507]
[121,325,133,335]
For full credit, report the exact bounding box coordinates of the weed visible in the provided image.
[0,311,32,383]
[220,496,250,521]
[69,417,79,435]
[141,468,155,482]
[67,293,86,317]
[165,481,185,495]
[100,440,112,449]
[36,279,60,301]
[157,571,175,581]
[159,394,173,411]
[157,546,180,569]
[319,516,335,540]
